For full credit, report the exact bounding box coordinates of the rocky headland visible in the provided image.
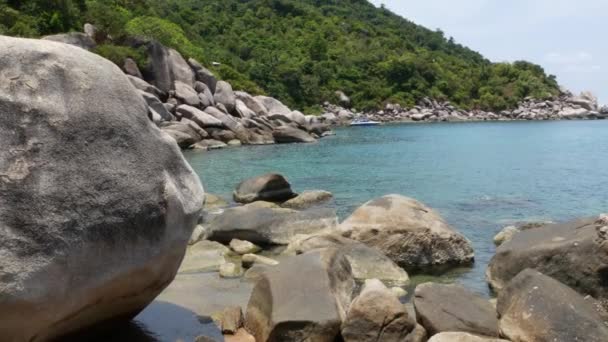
[2,24,608,342]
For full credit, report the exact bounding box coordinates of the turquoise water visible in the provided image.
[185,120,608,294]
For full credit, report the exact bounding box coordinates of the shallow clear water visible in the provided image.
[185,120,608,295]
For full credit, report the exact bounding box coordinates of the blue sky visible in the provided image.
[370,0,607,104]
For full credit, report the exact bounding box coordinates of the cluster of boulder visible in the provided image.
[183,172,608,341]
[41,25,334,150]
[320,91,607,125]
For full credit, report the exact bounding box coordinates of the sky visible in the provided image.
[369,0,607,105]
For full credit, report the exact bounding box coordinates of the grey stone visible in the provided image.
[214,81,237,114]
[233,173,295,204]
[42,32,96,50]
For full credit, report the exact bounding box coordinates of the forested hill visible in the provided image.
[0,0,560,112]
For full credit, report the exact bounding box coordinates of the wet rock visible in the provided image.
[230,239,262,255]
[273,126,316,143]
[340,195,474,271]
[486,217,608,302]
[497,269,608,342]
[342,279,417,342]
[493,226,520,246]
[233,173,295,204]
[0,36,204,341]
[42,32,96,50]
[245,249,355,342]
[207,206,338,246]
[282,190,333,209]
[428,332,509,342]
[414,283,499,337]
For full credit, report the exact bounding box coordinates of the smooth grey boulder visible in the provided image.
[207,128,237,143]
[167,48,195,88]
[286,110,307,126]
[178,240,229,274]
[140,90,173,121]
[195,81,215,108]
[143,40,173,93]
[428,333,509,342]
[235,99,256,118]
[204,106,250,143]
[286,235,410,286]
[174,81,201,107]
[162,128,199,148]
[273,126,316,143]
[124,57,144,79]
[486,217,608,301]
[236,91,268,116]
[0,36,204,341]
[188,58,218,93]
[497,269,608,342]
[282,190,333,209]
[245,249,355,342]
[340,195,474,271]
[342,279,417,342]
[176,105,224,128]
[255,95,291,115]
[207,206,339,246]
[414,283,499,337]
[42,32,96,50]
[127,75,166,100]
[233,173,295,204]
[214,80,237,114]
[159,119,207,143]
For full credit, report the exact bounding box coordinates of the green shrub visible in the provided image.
[93,44,148,70]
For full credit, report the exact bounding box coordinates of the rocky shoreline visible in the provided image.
[173,172,608,342]
[2,27,608,342]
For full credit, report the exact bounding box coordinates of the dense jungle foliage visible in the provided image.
[0,0,560,112]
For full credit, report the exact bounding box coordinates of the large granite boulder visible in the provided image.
[0,36,204,341]
[214,81,237,114]
[486,217,608,301]
[286,234,410,286]
[188,58,218,93]
[273,126,316,143]
[140,90,173,121]
[233,173,296,204]
[167,48,195,87]
[127,75,166,100]
[342,279,417,342]
[414,283,499,337]
[142,40,173,93]
[204,106,250,143]
[340,195,474,271]
[176,105,224,128]
[207,206,338,246]
[42,32,96,50]
[255,95,291,115]
[235,91,268,116]
[497,269,608,342]
[428,333,509,342]
[235,99,256,118]
[174,81,201,107]
[245,249,355,342]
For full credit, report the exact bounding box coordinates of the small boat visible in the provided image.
[350,118,381,126]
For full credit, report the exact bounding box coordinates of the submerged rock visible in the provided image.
[0,36,204,341]
[245,249,355,342]
[414,283,499,337]
[497,269,608,342]
[341,279,417,342]
[486,217,608,302]
[233,173,296,204]
[340,195,474,271]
